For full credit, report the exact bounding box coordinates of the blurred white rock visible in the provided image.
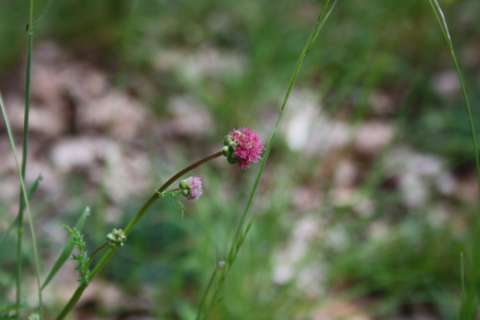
[384,147,456,208]
[79,90,147,141]
[312,298,371,320]
[51,137,151,204]
[354,122,394,155]
[432,70,460,98]
[368,221,389,241]
[51,137,116,171]
[155,47,246,82]
[297,262,326,297]
[284,91,319,151]
[324,224,349,251]
[102,148,152,204]
[334,158,357,187]
[369,91,394,115]
[6,97,66,137]
[426,205,449,228]
[331,187,374,218]
[273,215,320,285]
[163,95,214,138]
[283,89,351,156]
[5,41,146,143]
[293,186,322,211]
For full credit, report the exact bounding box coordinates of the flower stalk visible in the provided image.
[56,150,223,320]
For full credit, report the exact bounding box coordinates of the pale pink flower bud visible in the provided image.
[179,176,203,200]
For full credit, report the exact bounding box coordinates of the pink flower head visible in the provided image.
[223,128,264,168]
[179,176,203,200]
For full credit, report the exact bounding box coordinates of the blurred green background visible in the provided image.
[1,0,480,319]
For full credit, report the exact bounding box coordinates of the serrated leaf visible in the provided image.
[41,207,90,290]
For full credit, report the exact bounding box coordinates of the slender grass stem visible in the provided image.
[196,266,219,319]
[0,93,42,317]
[195,1,337,318]
[426,1,480,317]
[56,151,223,320]
[426,0,480,184]
[15,0,42,317]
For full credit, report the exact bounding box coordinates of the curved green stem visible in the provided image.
[56,151,223,320]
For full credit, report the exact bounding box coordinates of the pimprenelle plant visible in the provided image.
[4,0,477,318]
[1,0,337,318]
[55,128,264,319]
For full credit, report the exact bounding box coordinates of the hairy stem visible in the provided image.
[56,151,223,320]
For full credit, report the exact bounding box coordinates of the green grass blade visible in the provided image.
[427,0,480,182]
[0,93,43,315]
[459,253,478,320]
[41,207,91,291]
[196,1,338,318]
[426,1,480,318]
[16,0,36,315]
[0,175,42,247]
[27,175,42,199]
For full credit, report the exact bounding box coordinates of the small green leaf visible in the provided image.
[41,207,90,290]
[66,225,91,285]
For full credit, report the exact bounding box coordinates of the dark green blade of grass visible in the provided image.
[426,1,480,318]
[15,0,38,315]
[41,206,91,291]
[195,1,338,318]
[427,0,480,181]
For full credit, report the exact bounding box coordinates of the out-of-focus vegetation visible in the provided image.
[1,0,480,319]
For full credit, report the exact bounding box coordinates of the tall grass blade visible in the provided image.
[15,0,36,315]
[459,251,477,320]
[426,1,480,318]
[196,1,337,318]
[459,260,477,320]
[461,252,465,296]
[41,207,91,290]
[0,93,43,315]
[427,0,480,181]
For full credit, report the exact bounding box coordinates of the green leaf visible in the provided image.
[41,207,91,290]
[65,224,91,285]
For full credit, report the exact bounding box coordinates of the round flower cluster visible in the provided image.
[223,128,264,169]
[106,228,127,247]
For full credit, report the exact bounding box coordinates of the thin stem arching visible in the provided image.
[56,151,223,320]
